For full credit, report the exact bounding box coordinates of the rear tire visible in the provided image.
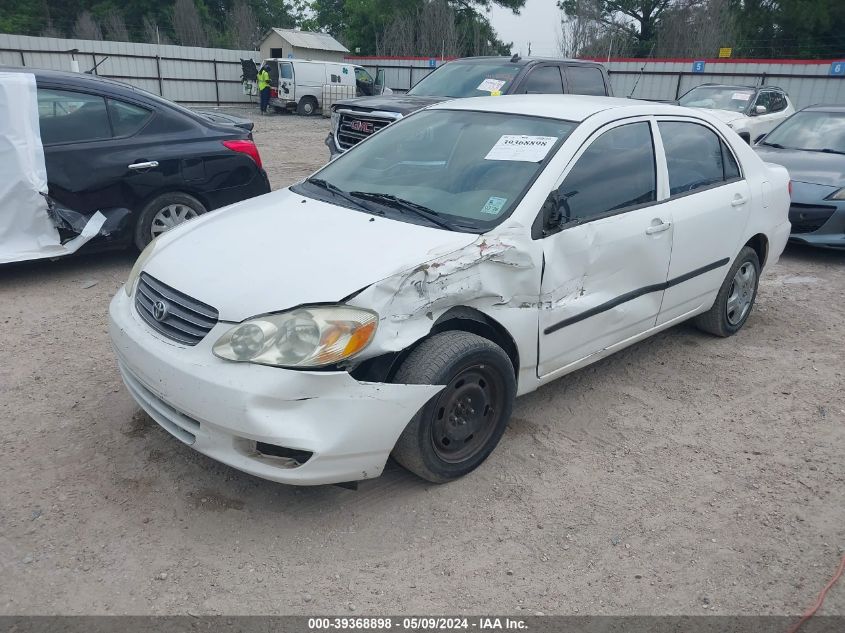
[391,332,516,483]
[694,246,760,337]
[297,96,318,116]
[134,192,206,250]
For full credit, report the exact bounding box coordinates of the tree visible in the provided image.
[73,10,103,40]
[102,9,130,42]
[229,0,261,49]
[559,0,680,56]
[172,0,207,46]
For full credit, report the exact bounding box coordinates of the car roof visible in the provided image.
[0,65,143,94]
[802,104,845,113]
[449,56,604,68]
[430,94,688,122]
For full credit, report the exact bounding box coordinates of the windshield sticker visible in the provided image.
[481,196,507,215]
[485,135,558,162]
[732,92,751,101]
[490,90,502,97]
[477,78,506,93]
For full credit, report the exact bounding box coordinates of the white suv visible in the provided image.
[678,84,795,143]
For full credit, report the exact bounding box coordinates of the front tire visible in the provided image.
[134,192,206,250]
[694,246,760,337]
[391,332,516,483]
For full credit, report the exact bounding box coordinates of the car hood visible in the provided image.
[703,109,747,124]
[333,94,448,115]
[754,146,845,188]
[142,188,478,322]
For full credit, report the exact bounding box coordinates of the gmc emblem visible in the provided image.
[350,120,374,134]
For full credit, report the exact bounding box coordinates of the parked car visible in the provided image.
[110,95,791,487]
[1,67,270,260]
[325,55,612,157]
[754,105,845,249]
[261,58,389,116]
[677,83,795,143]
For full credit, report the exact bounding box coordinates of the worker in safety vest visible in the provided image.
[257,64,271,115]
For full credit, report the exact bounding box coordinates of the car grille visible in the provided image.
[135,273,219,346]
[336,112,393,150]
[789,204,836,234]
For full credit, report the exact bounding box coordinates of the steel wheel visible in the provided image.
[150,204,199,239]
[726,261,757,325]
[430,363,505,464]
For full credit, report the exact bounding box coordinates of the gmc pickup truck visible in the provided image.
[325,55,612,158]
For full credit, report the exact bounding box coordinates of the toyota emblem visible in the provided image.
[152,300,169,322]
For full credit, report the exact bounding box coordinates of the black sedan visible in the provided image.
[5,67,270,251]
[754,105,845,250]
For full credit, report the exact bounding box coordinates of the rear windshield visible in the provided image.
[408,62,521,98]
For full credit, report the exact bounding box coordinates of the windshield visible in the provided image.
[293,109,576,232]
[679,86,755,112]
[408,62,521,98]
[761,111,845,153]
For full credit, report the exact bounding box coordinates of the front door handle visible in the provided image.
[645,221,671,235]
[128,161,159,170]
[731,194,749,207]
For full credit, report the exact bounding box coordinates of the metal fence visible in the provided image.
[349,55,845,108]
[595,58,845,108]
[4,37,842,109]
[0,33,260,105]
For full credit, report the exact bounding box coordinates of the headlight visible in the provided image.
[330,109,340,132]
[825,187,845,201]
[212,306,378,368]
[124,237,160,296]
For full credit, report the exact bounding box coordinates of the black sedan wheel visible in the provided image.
[134,192,206,250]
[391,331,516,483]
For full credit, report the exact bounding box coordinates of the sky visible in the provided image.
[487,0,562,57]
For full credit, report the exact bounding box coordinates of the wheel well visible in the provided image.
[349,307,520,384]
[745,233,768,268]
[140,189,209,214]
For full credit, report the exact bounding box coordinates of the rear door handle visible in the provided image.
[128,161,159,170]
[731,194,748,207]
[645,221,671,235]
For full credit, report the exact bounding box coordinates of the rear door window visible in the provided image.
[107,99,152,137]
[520,66,564,94]
[564,66,607,95]
[658,121,741,196]
[280,63,293,80]
[37,88,111,145]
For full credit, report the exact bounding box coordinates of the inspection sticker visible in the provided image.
[732,92,751,101]
[485,135,558,162]
[481,196,507,215]
[477,78,506,93]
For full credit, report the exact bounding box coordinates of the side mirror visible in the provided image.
[532,191,572,239]
[375,69,386,95]
[754,104,768,115]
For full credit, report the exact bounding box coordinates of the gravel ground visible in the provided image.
[1,106,844,616]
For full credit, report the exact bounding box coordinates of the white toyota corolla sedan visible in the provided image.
[109,95,791,486]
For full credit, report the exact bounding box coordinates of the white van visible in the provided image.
[262,59,388,115]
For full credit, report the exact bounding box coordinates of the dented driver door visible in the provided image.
[537,119,673,377]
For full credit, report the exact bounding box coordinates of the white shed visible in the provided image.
[259,28,349,63]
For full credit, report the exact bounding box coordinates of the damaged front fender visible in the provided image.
[348,226,542,384]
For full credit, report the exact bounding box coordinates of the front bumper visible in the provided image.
[325,132,343,158]
[787,203,845,250]
[108,290,441,485]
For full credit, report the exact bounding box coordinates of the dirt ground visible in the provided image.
[1,106,844,617]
